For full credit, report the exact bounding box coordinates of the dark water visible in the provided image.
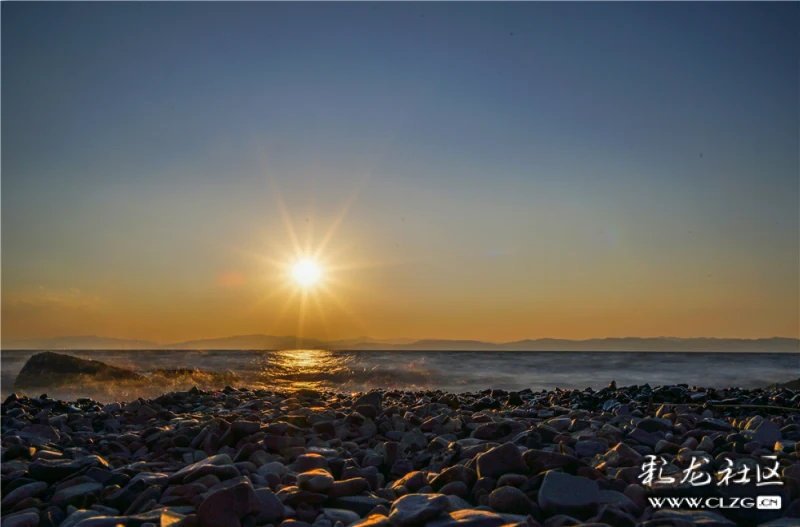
[2,349,798,401]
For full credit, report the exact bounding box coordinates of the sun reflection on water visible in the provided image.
[264,349,354,391]
[276,349,326,370]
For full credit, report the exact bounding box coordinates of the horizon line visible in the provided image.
[4,333,798,345]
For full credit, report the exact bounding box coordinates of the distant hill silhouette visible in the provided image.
[3,334,797,352]
[2,335,159,350]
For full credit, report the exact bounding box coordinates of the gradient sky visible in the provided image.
[3,2,798,343]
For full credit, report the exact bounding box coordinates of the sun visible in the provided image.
[291,259,322,288]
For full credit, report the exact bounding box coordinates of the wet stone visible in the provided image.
[330,496,392,517]
[537,470,600,520]
[476,443,527,479]
[388,493,449,527]
[752,419,782,445]
[426,509,507,527]
[351,514,391,527]
[297,469,335,493]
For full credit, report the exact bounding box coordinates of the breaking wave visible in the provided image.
[2,348,797,402]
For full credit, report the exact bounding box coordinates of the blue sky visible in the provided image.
[2,2,798,342]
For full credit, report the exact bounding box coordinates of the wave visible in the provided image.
[3,349,797,402]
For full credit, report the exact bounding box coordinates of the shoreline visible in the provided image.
[2,383,799,527]
[4,351,799,403]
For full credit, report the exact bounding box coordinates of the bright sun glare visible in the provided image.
[291,259,321,287]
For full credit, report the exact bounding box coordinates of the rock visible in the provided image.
[574,441,605,458]
[161,511,186,527]
[353,392,383,411]
[697,418,732,432]
[649,509,736,526]
[1,481,48,509]
[388,493,449,526]
[169,454,235,484]
[350,515,391,527]
[636,418,672,433]
[654,440,680,455]
[14,351,144,392]
[426,509,507,527]
[59,510,104,527]
[488,486,535,515]
[476,443,527,479]
[598,490,639,515]
[622,484,647,512]
[29,459,84,483]
[322,508,361,525]
[472,423,512,440]
[753,419,782,445]
[276,486,327,506]
[697,436,715,453]
[604,443,643,466]
[545,418,572,432]
[358,418,379,439]
[329,478,370,498]
[444,495,473,511]
[439,481,469,499]
[18,424,60,443]
[400,431,428,451]
[626,428,659,448]
[130,472,169,487]
[197,480,261,527]
[537,470,600,520]
[392,472,429,493]
[330,496,392,517]
[263,434,305,452]
[541,515,581,527]
[258,461,287,477]
[294,454,329,473]
[758,519,800,527]
[297,469,335,493]
[254,488,284,524]
[430,466,476,492]
[3,512,40,527]
[52,482,103,508]
[522,450,582,474]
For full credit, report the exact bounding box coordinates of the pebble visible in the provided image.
[753,419,783,445]
[487,486,535,515]
[388,494,448,526]
[297,469,336,493]
[537,470,599,519]
[425,509,507,527]
[476,443,528,479]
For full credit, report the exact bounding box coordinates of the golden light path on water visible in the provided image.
[265,349,358,392]
[258,349,434,393]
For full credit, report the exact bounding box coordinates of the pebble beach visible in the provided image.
[2,375,800,527]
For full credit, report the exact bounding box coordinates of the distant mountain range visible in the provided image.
[2,335,161,350]
[3,334,798,352]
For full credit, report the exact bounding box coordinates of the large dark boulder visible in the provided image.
[774,378,800,390]
[14,351,143,392]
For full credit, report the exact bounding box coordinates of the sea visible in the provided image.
[1,349,798,402]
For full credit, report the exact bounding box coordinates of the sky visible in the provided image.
[2,2,798,344]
